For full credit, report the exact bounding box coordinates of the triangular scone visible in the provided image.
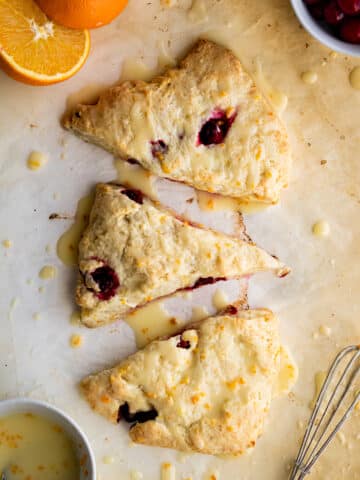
[77,183,288,327]
[81,308,282,455]
[63,39,291,204]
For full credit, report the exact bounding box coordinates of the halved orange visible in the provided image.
[0,0,90,86]
[35,0,128,30]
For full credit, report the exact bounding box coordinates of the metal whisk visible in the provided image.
[289,344,360,480]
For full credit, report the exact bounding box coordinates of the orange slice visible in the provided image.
[0,0,90,85]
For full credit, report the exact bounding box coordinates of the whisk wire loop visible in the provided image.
[289,345,360,480]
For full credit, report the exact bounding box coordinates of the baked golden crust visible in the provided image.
[81,309,281,455]
[63,39,291,203]
[77,183,288,327]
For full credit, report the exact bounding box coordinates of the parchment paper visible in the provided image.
[1,0,360,478]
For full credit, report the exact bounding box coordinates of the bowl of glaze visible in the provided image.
[290,0,360,57]
[0,398,96,480]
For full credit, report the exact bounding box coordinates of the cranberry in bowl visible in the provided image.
[290,0,360,56]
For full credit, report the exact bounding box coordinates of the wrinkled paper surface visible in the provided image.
[1,0,360,478]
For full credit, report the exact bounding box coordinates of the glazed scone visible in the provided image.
[63,39,291,204]
[81,308,282,455]
[77,183,288,327]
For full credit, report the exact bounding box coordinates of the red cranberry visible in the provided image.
[324,1,345,24]
[118,403,158,424]
[122,189,144,204]
[198,109,237,146]
[338,0,360,15]
[150,140,168,159]
[308,2,325,19]
[90,265,119,300]
[223,305,238,315]
[199,119,225,145]
[176,336,191,349]
[340,18,360,43]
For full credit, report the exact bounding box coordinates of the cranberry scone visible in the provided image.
[81,308,284,455]
[77,183,288,327]
[63,39,291,204]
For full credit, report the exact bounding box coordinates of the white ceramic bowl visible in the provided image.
[0,398,96,480]
[290,0,360,57]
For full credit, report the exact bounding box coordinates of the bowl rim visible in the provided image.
[290,0,360,57]
[0,397,96,480]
